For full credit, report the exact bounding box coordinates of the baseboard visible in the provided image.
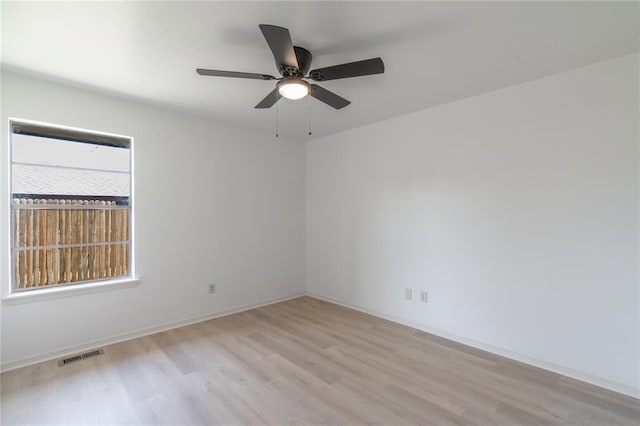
[306,292,640,399]
[0,292,306,373]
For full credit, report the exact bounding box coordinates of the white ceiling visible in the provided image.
[2,1,638,139]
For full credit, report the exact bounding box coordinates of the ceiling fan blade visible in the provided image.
[259,24,299,72]
[196,69,276,80]
[309,57,384,81]
[310,84,351,109]
[255,89,281,109]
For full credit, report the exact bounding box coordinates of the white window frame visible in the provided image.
[3,118,138,304]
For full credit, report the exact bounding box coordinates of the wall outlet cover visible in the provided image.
[404,288,412,300]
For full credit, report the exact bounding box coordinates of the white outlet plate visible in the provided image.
[420,291,428,303]
[404,288,412,300]
[209,283,216,294]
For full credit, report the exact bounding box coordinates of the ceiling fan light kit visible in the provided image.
[277,78,310,100]
[196,24,385,111]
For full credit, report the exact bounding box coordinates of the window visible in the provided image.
[9,119,133,292]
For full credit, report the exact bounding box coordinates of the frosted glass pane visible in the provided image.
[12,134,129,172]
[12,165,130,196]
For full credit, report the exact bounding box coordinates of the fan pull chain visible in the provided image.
[308,95,312,136]
[275,97,279,139]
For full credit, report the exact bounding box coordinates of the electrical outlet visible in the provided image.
[404,288,412,300]
[209,283,216,294]
[420,290,428,303]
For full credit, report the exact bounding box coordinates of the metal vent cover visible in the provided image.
[57,348,104,367]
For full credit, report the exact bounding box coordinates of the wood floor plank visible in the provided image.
[2,296,638,425]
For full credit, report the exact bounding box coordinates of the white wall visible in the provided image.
[306,54,639,397]
[1,70,306,368]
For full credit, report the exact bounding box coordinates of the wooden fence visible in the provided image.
[12,198,129,289]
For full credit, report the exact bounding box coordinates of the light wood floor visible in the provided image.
[1,296,638,425]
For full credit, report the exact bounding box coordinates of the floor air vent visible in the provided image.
[58,349,105,367]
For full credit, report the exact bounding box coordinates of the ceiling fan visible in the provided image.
[197,24,385,110]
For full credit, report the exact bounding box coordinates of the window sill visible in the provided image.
[2,277,140,305]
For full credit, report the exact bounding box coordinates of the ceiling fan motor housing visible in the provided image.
[280,46,312,76]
